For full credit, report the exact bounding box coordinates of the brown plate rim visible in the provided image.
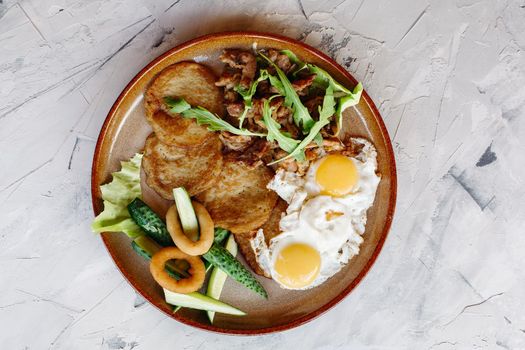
[91,30,397,335]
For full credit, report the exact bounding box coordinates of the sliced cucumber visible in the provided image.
[131,235,189,278]
[213,227,229,245]
[164,289,245,315]
[173,187,199,241]
[127,198,173,246]
[206,234,238,323]
[204,228,232,272]
[203,243,268,299]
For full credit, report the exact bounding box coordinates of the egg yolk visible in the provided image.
[315,154,359,197]
[274,243,321,289]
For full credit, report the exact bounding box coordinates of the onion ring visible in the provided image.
[166,201,214,256]
[150,247,205,294]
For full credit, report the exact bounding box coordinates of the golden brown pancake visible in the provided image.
[235,199,288,277]
[142,133,223,199]
[144,62,224,147]
[196,157,278,234]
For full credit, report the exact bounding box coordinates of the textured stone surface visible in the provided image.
[1,0,525,349]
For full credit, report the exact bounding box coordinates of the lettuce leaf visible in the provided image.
[92,153,143,238]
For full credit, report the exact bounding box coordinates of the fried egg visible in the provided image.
[251,138,380,290]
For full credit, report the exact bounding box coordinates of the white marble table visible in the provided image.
[1,0,524,348]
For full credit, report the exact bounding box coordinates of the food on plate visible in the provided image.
[92,153,143,238]
[166,201,214,256]
[202,241,267,298]
[236,199,288,277]
[196,157,277,234]
[172,187,200,241]
[142,133,223,198]
[150,246,206,293]
[144,62,224,146]
[163,288,245,316]
[131,235,189,277]
[92,46,374,322]
[251,139,380,290]
[206,234,238,323]
[128,197,174,247]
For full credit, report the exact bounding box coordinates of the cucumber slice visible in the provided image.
[173,187,200,241]
[203,243,268,298]
[204,228,232,272]
[164,289,245,315]
[128,198,173,246]
[206,234,238,323]
[132,235,190,278]
[213,227,229,245]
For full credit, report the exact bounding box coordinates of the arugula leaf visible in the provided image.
[235,70,269,128]
[307,64,353,95]
[92,153,144,238]
[335,82,363,132]
[260,53,315,132]
[235,70,269,102]
[268,118,330,165]
[280,49,307,76]
[269,84,335,165]
[319,83,336,120]
[164,97,191,113]
[261,98,301,155]
[181,107,266,137]
[306,64,363,133]
[267,74,285,95]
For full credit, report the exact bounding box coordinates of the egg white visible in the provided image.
[251,138,380,290]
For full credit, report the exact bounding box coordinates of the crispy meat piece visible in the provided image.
[304,95,324,116]
[292,74,316,96]
[257,80,270,94]
[323,137,345,152]
[305,147,324,161]
[219,131,253,152]
[231,139,272,168]
[220,49,256,89]
[223,90,238,103]
[267,49,292,73]
[215,70,241,90]
[226,101,244,118]
[341,138,365,157]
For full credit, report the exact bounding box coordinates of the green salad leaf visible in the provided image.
[335,82,363,131]
[269,84,336,165]
[92,153,143,238]
[280,49,307,76]
[235,70,269,101]
[181,106,266,137]
[261,98,302,158]
[260,53,315,132]
[165,97,191,113]
[307,64,353,95]
[267,74,285,95]
[235,70,269,128]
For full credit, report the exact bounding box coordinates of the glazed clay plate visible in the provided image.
[91,32,397,335]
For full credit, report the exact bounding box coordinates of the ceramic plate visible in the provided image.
[91,31,397,335]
